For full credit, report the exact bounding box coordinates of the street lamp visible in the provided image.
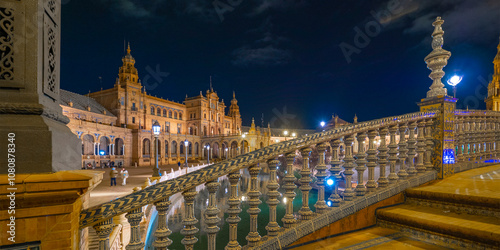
[184,140,189,172]
[152,121,161,177]
[320,121,325,127]
[291,132,296,137]
[447,75,463,99]
[206,145,210,164]
[284,130,288,141]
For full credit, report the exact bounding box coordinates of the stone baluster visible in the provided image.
[93,219,113,250]
[181,188,199,250]
[266,159,281,236]
[126,207,144,250]
[153,197,173,250]
[246,164,262,247]
[397,123,409,179]
[486,117,492,159]
[407,122,417,176]
[329,138,343,206]
[496,118,500,157]
[282,152,297,228]
[343,135,356,201]
[205,180,221,250]
[416,120,427,173]
[425,119,434,170]
[472,119,478,161]
[366,130,378,192]
[464,116,471,161]
[377,128,389,187]
[355,132,367,196]
[226,171,242,250]
[456,116,464,162]
[388,125,399,182]
[314,143,329,213]
[299,148,314,219]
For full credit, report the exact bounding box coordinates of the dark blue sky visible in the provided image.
[60,0,500,129]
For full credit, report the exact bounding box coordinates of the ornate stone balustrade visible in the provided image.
[81,111,450,249]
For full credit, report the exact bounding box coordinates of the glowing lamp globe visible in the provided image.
[320,121,326,127]
[447,75,462,87]
[326,178,334,186]
[152,121,161,135]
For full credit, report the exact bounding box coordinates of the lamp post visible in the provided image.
[206,145,210,164]
[225,148,228,159]
[284,130,288,141]
[184,140,189,172]
[152,121,161,177]
[447,75,462,99]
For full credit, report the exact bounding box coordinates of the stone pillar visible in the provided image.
[416,120,427,172]
[181,188,199,250]
[246,164,261,247]
[125,207,144,250]
[299,147,314,220]
[425,118,435,171]
[226,171,242,250]
[407,122,418,176]
[205,180,221,250]
[366,130,378,192]
[355,132,367,196]
[93,219,113,250]
[397,123,409,179]
[377,128,389,187]
[314,143,328,213]
[456,116,464,163]
[265,159,280,236]
[388,125,399,182]
[0,0,81,174]
[282,152,297,228]
[329,138,343,206]
[343,135,356,201]
[153,197,173,250]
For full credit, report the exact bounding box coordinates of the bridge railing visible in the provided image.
[81,111,443,249]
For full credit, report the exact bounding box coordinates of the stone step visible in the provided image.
[377,204,500,249]
[405,188,500,211]
[88,227,100,250]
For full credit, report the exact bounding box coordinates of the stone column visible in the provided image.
[125,207,144,250]
[93,219,113,250]
[377,128,389,187]
[329,138,343,206]
[282,152,297,228]
[355,132,367,196]
[416,120,427,173]
[388,125,399,182]
[314,143,329,213]
[205,180,221,250]
[266,159,280,236]
[398,123,409,179]
[425,119,434,171]
[181,188,199,250]
[343,135,356,201]
[153,197,173,250]
[246,164,262,247]
[226,171,242,250]
[299,147,314,220]
[366,130,378,192]
[407,122,418,176]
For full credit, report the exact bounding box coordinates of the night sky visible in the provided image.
[60,0,500,129]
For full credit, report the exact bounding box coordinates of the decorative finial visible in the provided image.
[233,91,236,99]
[210,76,213,91]
[354,114,358,123]
[424,16,451,98]
[127,42,131,54]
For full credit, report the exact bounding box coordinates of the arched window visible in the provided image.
[82,134,94,155]
[151,106,155,115]
[169,111,172,118]
[143,139,151,156]
[174,112,178,119]
[165,140,169,155]
[179,113,182,120]
[163,109,167,117]
[157,107,161,116]
[204,113,207,119]
[188,143,192,155]
[195,142,199,155]
[99,136,110,155]
[115,138,124,155]
[171,141,177,155]
[180,143,184,154]
[203,126,207,136]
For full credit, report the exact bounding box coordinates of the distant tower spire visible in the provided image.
[485,35,500,110]
[127,42,131,55]
[353,114,358,123]
[210,76,213,92]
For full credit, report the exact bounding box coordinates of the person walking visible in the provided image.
[110,167,118,186]
[120,168,129,185]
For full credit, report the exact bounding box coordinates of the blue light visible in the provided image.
[326,178,334,186]
[327,200,332,207]
[443,149,455,164]
[99,150,105,156]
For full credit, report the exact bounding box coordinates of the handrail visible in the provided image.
[79,111,436,228]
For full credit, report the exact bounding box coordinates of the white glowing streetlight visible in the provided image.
[152,121,161,177]
[447,75,463,99]
[184,140,189,171]
[284,130,288,141]
[291,132,296,137]
[320,121,326,127]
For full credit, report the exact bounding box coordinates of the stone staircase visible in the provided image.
[87,227,99,250]
[377,187,500,249]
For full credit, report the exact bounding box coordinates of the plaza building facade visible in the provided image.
[60,45,273,168]
[485,37,500,110]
